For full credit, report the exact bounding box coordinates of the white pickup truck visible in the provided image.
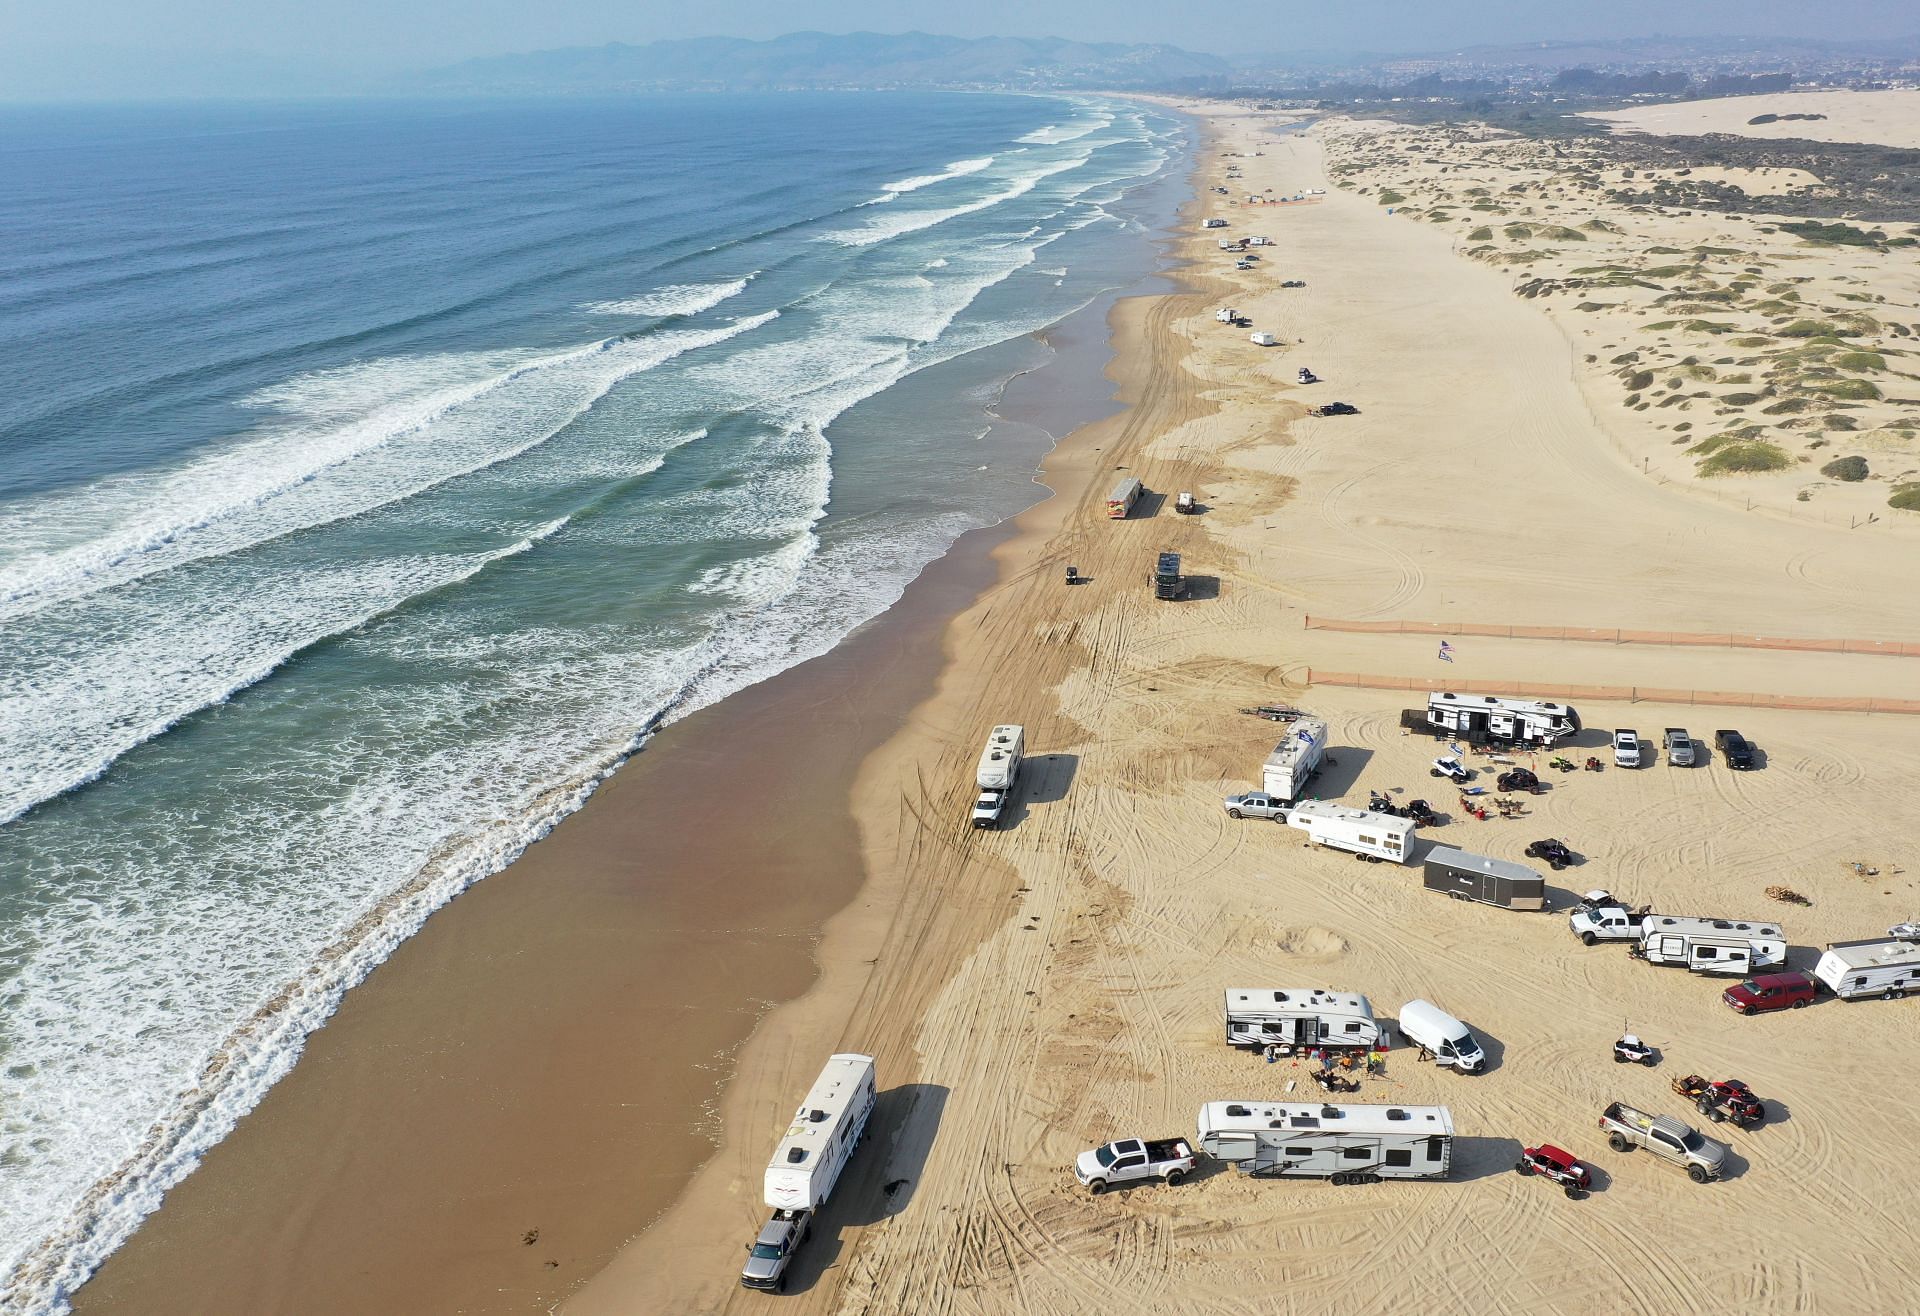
[1569,904,1649,945]
[1074,1137,1198,1194]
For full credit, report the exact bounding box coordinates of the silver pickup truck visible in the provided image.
[1663,728,1696,767]
[1598,1102,1724,1183]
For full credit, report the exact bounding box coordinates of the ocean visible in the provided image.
[0,92,1188,1306]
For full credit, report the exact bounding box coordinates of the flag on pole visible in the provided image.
[1295,726,1318,746]
[1437,640,1455,663]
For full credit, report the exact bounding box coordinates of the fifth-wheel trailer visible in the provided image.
[743,1053,877,1292]
[1195,1101,1453,1181]
[1260,718,1327,805]
[1411,692,1581,747]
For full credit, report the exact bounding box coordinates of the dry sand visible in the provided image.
[565,103,1920,1315]
[1592,89,1920,150]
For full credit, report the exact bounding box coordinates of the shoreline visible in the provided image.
[68,124,1197,1315]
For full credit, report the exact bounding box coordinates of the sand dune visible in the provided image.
[1592,89,1920,150]
[565,104,1920,1315]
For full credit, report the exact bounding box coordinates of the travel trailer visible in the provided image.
[1249,331,1278,347]
[1286,800,1413,864]
[1106,477,1142,519]
[1223,988,1380,1051]
[1635,915,1786,976]
[744,1053,876,1291]
[1421,847,1546,911]
[1813,932,1920,1000]
[1417,692,1581,747]
[970,724,1024,828]
[1260,718,1327,805]
[1195,1102,1453,1180]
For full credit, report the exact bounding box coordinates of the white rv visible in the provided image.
[1223,988,1379,1051]
[764,1053,878,1212]
[1421,691,1581,747]
[1813,933,1920,1000]
[1195,1101,1453,1181]
[1249,331,1278,347]
[1215,306,1238,323]
[970,724,1024,828]
[1260,717,1327,805]
[1286,800,1413,864]
[1636,915,1786,976]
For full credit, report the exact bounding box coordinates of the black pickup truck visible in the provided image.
[1714,729,1756,769]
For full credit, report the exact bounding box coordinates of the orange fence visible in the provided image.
[1305,669,1920,716]
[1301,615,1920,659]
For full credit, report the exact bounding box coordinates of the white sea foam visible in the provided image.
[0,313,777,621]
[875,156,993,199]
[580,275,753,317]
[818,152,1095,248]
[1017,113,1113,145]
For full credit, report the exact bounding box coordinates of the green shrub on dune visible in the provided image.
[1821,455,1869,481]
[1696,440,1792,475]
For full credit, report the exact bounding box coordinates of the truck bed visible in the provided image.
[1143,1138,1194,1161]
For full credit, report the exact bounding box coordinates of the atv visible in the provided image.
[1525,838,1577,871]
[1515,1144,1593,1199]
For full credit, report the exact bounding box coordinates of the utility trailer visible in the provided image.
[1260,718,1327,806]
[1421,847,1547,911]
[1196,1101,1453,1182]
[1223,988,1380,1051]
[1287,800,1413,864]
[1635,915,1785,976]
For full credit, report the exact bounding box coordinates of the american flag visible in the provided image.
[1296,726,1318,746]
[1437,640,1455,663]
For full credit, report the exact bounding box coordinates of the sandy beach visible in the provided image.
[561,101,1920,1314]
[74,95,1920,1315]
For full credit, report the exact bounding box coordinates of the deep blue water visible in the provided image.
[0,92,1187,1306]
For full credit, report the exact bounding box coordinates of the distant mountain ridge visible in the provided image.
[414,30,1232,94]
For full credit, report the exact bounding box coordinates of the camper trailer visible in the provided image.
[1287,800,1413,864]
[1223,988,1380,1051]
[1422,847,1547,911]
[1260,718,1327,805]
[1636,915,1786,976]
[970,724,1024,828]
[1215,307,1238,323]
[763,1053,877,1211]
[1813,933,1920,1000]
[1196,1101,1453,1181]
[1249,331,1278,347]
[1418,692,1581,747]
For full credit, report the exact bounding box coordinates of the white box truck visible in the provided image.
[970,724,1023,828]
[1260,718,1327,805]
[1287,800,1413,864]
[1196,1101,1453,1182]
[1634,915,1785,976]
[743,1053,877,1291]
[1813,931,1920,1000]
[1223,987,1380,1051]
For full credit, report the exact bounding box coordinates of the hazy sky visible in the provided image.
[2,1,1915,98]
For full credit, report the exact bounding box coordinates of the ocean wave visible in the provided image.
[817,152,1095,248]
[0,313,778,619]
[580,275,754,317]
[873,156,993,201]
[1017,113,1113,145]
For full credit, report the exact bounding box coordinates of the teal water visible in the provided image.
[0,92,1187,1306]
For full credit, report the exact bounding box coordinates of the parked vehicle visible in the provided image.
[1261,717,1327,805]
[1175,490,1197,514]
[1106,477,1142,519]
[1250,331,1278,347]
[1496,768,1542,794]
[1287,799,1414,864]
[1223,987,1380,1051]
[1672,1075,1766,1128]
[1214,306,1238,323]
[1064,565,1079,585]
[1204,218,1228,229]
[744,1053,877,1290]
[1074,1137,1197,1194]
[970,725,1024,829]
[1310,401,1359,416]
[1613,1034,1657,1066]
[1430,755,1473,783]
[741,1210,811,1293]
[1396,999,1486,1073]
[1597,1102,1725,1183]
[1525,837,1577,871]
[1421,846,1546,911]
[1612,729,1642,768]
[1634,915,1786,976]
[1297,367,1319,384]
[1813,929,1920,1000]
[1418,692,1581,748]
[1196,1102,1453,1182]
[1151,551,1187,601]
[1223,791,1288,821]
[1570,903,1648,945]
[1723,971,1815,1014]
[1516,1144,1593,1199]
[1664,728,1696,767]
[1715,729,1756,769]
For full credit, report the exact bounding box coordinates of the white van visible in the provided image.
[1396,1000,1485,1074]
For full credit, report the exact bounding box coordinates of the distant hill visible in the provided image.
[412,30,1232,94]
